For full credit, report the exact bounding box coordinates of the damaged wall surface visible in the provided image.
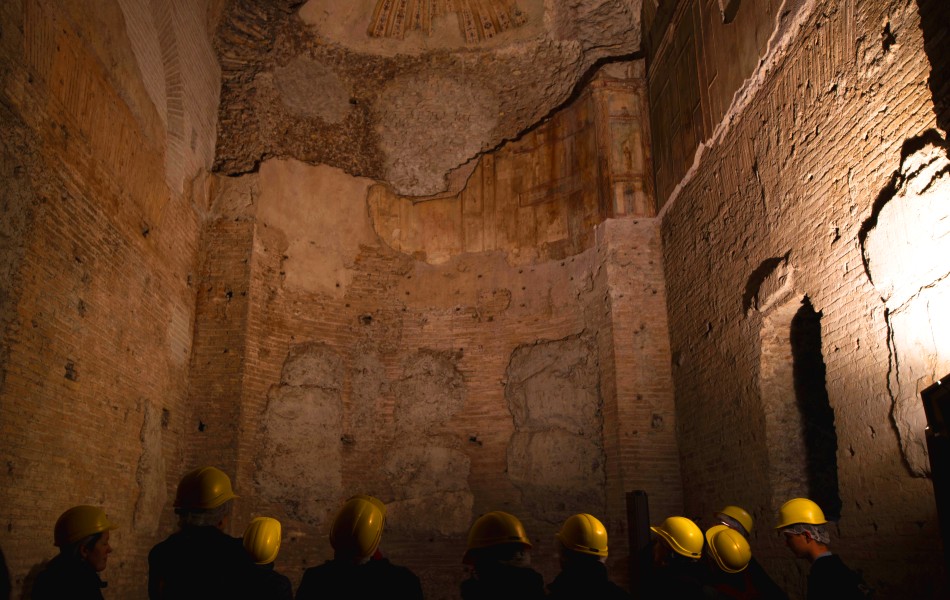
[656,0,949,597]
[0,0,947,598]
[201,120,679,595]
[0,0,214,595]
[213,0,642,196]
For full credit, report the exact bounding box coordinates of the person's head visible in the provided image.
[173,466,237,530]
[650,516,702,566]
[244,517,282,565]
[775,498,830,561]
[715,505,753,538]
[556,513,608,567]
[463,511,532,568]
[330,495,386,564]
[705,525,752,573]
[53,505,117,572]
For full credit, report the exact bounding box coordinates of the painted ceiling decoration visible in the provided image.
[368,0,527,42]
[214,0,641,196]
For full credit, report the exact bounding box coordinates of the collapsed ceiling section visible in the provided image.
[213,0,642,197]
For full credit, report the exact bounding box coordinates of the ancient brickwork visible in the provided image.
[0,1,204,597]
[211,124,676,596]
[184,219,254,482]
[367,0,529,42]
[117,0,221,194]
[368,91,603,265]
[369,64,656,265]
[600,218,682,533]
[658,0,948,596]
[590,64,657,218]
[644,0,782,204]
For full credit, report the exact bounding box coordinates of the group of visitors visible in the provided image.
[646,500,868,599]
[26,465,869,599]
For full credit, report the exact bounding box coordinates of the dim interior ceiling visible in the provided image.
[212,0,644,198]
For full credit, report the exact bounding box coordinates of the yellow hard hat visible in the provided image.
[651,516,702,559]
[716,505,753,536]
[775,498,827,529]
[54,505,117,547]
[173,466,237,510]
[705,525,751,573]
[556,513,608,557]
[330,495,386,559]
[466,511,532,552]
[244,517,282,564]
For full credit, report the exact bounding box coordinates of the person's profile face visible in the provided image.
[782,530,808,558]
[81,531,112,572]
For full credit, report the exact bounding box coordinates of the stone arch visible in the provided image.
[759,295,841,519]
[757,289,842,519]
[790,297,842,520]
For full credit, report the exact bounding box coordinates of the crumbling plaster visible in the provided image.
[861,136,950,477]
[213,0,642,196]
[203,142,676,595]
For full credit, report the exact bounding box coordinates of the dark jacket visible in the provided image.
[32,553,107,600]
[0,546,10,600]
[250,563,294,600]
[295,556,423,599]
[461,562,546,600]
[643,555,708,599]
[547,560,631,600]
[704,558,788,600]
[148,526,255,599]
[807,554,868,600]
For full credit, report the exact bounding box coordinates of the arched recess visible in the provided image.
[790,298,842,520]
[759,294,842,520]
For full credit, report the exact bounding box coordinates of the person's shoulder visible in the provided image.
[148,530,189,557]
[378,558,418,575]
[254,567,293,599]
[809,554,868,598]
[296,562,334,600]
[303,559,338,573]
[813,553,855,575]
[33,556,93,599]
[299,559,341,585]
[603,579,632,599]
[32,560,56,592]
[501,564,545,595]
[373,558,423,592]
[148,533,173,555]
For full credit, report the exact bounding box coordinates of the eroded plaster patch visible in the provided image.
[862,135,950,475]
[505,333,605,521]
[255,343,344,524]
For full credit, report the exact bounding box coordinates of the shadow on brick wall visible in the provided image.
[916,0,950,132]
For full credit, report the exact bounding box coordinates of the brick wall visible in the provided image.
[0,1,207,597]
[657,0,948,597]
[644,0,783,205]
[199,179,679,599]
[201,72,679,597]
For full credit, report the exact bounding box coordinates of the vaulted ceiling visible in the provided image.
[212,0,643,197]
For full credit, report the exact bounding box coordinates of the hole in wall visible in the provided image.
[881,21,896,53]
[760,296,841,520]
[791,297,842,520]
